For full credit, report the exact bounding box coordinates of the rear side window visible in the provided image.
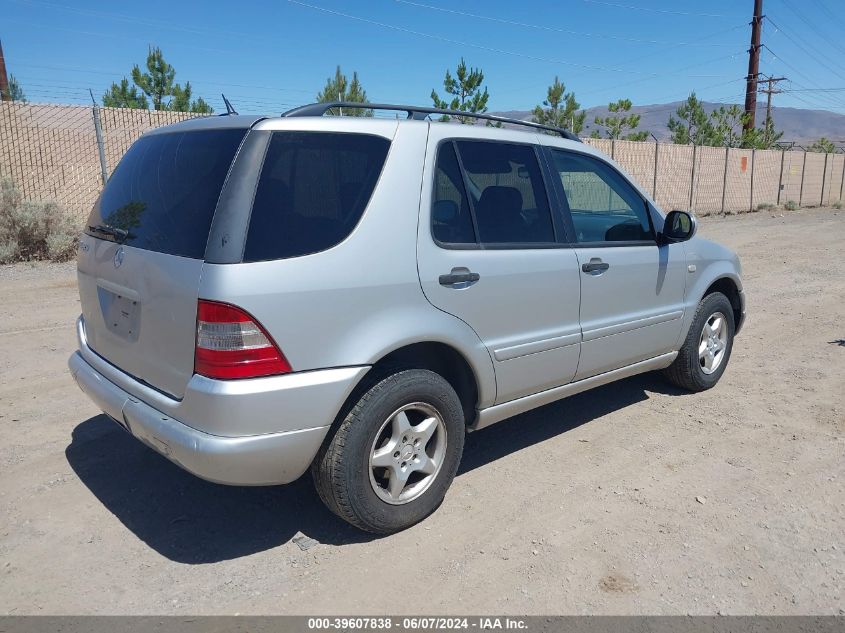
[432,143,476,245]
[87,129,246,259]
[243,132,390,262]
[454,141,555,245]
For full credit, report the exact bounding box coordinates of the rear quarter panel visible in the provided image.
[198,120,498,408]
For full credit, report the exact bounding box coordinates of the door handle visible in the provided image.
[581,259,610,274]
[439,268,480,287]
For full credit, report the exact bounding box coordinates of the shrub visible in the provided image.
[756,202,775,212]
[784,200,799,211]
[833,200,843,210]
[0,177,80,263]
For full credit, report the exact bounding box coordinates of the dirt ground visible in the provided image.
[0,207,843,616]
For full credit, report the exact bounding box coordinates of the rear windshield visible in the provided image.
[243,131,391,262]
[86,129,246,259]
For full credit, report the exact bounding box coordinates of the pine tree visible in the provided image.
[591,98,648,141]
[667,93,712,145]
[808,137,836,153]
[103,47,212,113]
[431,58,491,125]
[103,78,149,109]
[708,104,748,148]
[316,66,372,117]
[3,74,26,102]
[169,81,213,114]
[532,76,585,134]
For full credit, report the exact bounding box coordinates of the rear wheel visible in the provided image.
[312,369,465,534]
[663,291,735,392]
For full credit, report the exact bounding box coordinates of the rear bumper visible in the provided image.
[69,319,370,485]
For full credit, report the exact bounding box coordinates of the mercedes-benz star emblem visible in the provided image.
[113,247,124,269]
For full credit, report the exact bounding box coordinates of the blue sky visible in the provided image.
[3,0,845,114]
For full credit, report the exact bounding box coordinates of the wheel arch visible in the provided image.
[361,341,482,427]
[703,276,744,334]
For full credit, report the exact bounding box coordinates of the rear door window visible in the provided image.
[243,131,391,262]
[87,129,246,259]
[454,141,555,245]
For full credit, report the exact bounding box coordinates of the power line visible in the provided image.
[393,0,734,47]
[782,87,845,93]
[761,43,845,110]
[777,0,845,58]
[576,53,745,99]
[806,0,845,30]
[286,0,733,79]
[764,15,845,85]
[9,0,255,40]
[580,0,736,18]
[2,18,234,55]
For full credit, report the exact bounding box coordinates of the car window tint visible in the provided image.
[243,132,390,262]
[550,150,653,243]
[455,141,554,245]
[431,143,476,245]
[87,129,246,259]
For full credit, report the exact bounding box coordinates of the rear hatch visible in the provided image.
[77,125,248,399]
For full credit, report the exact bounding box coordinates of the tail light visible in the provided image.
[195,299,292,380]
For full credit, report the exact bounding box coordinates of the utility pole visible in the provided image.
[743,0,764,133]
[759,74,786,144]
[0,39,10,101]
[760,75,786,126]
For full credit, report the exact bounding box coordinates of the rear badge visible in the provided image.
[113,247,124,269]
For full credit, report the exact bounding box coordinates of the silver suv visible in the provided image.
[69,102,745,533]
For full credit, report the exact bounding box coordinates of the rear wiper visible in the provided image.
[88,224,129,243]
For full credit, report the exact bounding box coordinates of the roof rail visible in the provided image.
[281,102,582,142]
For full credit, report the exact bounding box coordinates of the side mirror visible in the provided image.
[660,210,696,244]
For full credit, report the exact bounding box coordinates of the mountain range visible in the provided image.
[495,101,845,145]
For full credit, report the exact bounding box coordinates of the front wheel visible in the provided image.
[312,369,465,534]
[663,291,735,392]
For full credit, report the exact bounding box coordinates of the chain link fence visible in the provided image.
[2,101,844,222]
[0,102,203,219]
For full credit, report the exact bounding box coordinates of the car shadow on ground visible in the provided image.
[66,372,687,564]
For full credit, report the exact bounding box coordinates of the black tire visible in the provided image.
[312,369,465,534]
[663,291,735,392]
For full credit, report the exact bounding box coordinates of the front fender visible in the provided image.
[676,240,744,347]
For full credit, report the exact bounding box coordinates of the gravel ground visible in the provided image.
[0,208,843,615]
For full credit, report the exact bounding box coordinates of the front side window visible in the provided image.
[244,132,390,262]
[550,150,654,243]
[454,141,555,245]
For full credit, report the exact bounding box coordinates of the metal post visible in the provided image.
[798,151,807,207]
[777,149,785,205]
[749,148,756,212]
[652,140,659,199]
[840,152,845,202]
[821,152,829,206]
[90,89,109,185]
[721,146,730,214]
[689,144,697,211]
